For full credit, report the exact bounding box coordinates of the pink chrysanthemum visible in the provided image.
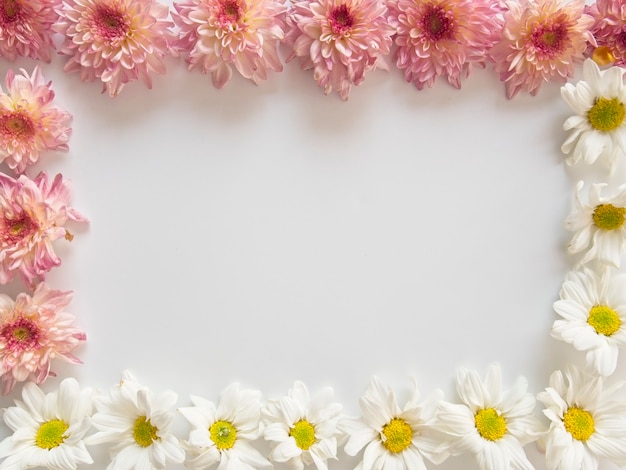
[0,172,85,285]
[285,0,395,100]
[586,0,626,67]
[55,0,175,97]
[0,283,86,395]
[387,0,503,90]
[490,0,594,99]
[0,0,60,62]
[0,66,72,175]
[172,0,286,88]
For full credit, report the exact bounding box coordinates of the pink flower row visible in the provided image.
[0,0,624,99]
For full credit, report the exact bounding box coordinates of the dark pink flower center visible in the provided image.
[421,4,453,41]
[0,112,34,139]
[1,317,40,352]
[618,28,626,47]
[94,6,129,40]
[531,18,568,58]
[218,0,244,24]
[2,212,36,246]
[330,4,354,35]
[1,0,20,22]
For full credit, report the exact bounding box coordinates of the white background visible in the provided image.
[1,36,625,469]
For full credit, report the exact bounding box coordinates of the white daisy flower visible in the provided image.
[552,267,626,376]
[86,370,185,469]
[436,364,542,470]
[561,58,626,173]
[565,181,626,267]
[0,377,93,469]
[263,381,344,470]
[537,366,626,469]
[178,382,270,470]
[343,376,447,470]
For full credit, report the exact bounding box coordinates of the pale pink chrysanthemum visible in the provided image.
[490,0,594,99]
[0,172,86,286]
[0,66,72,175]
[387,0,503,90]
[285,0,395,100]
[0,0,60,62]
[55,0,175,97]
[172,0,286,88]
[585,0,626,67]
[0,283,86,395]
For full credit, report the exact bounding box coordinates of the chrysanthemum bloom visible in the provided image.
[0,0,60,61]
[561,59,626,174]
[172,0,286,88]
[0,66,72,174]
[585,0,626,67]
[565,181,626,268]
[179,383,270,469]
[0,172,85,285]
[387,0,503,90]
[552,268,626,376]
[263,381,344,470]
[343,376,448,470]
[284,0,395,100]
[0,283,86,395]
[537,366,626,469]
[0,378,93,469]
[55,0,175,97]
[490,0,594,99]
[86,370,185,469]
[436,364,542,470]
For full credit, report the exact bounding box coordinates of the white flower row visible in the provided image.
[1,366,626,470]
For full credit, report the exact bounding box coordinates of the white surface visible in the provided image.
[1,50,624,469]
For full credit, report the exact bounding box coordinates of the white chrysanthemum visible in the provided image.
[436,364,542,470]
[552,267,626,376]
[0,377,93,469]
[537,366,626,469]
[565,181,626,267]
[343,376,447,470]
[178,383,270,470]
[561,59,626,174]
[263,381,344,470]
[86,370,185,469]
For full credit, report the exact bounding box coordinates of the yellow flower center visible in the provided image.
[593,204,626,230]
[1,112,34,138]
[133,416,159,447]
[210,420,237,450]
[474,408,506,441]
[592,46,616,66]
[2,0,19,18]
[381,418,412,453]
[563,407,595,441]
[588,97,625,132]
[289,419,316,450]
[35,420,69,449]
[588,305,621,336]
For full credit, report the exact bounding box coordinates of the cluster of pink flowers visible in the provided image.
[0,66,86,394]
[0,0,622,99]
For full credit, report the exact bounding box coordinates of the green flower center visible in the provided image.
[474,408,506,441]
[588,97,625,132]
[209,420,237,450]
[35,420,69,449]
[133,416,159,448]
[563,407,595,441]
[289,419,316,450]
[588,305,621,336]
[593,204,625,230]
[381,418,412,453]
